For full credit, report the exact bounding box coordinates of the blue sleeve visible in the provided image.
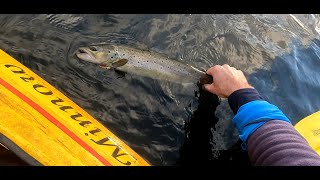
[228,88,292,150]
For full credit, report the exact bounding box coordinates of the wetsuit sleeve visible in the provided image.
[228,88,320,166]
[228,88,265,114]
[247,120,320,166]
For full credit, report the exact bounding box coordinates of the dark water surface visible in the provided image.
[1,14,320,165]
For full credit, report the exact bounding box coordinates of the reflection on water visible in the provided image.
[0,14,320,165]
[250,39,320,124]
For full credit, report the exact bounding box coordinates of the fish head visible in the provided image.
[76,45,120,66]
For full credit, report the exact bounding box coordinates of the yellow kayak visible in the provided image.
[294,111,320,155]
[0,49,150,166]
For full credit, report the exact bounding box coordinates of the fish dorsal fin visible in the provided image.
[112,59,128,68]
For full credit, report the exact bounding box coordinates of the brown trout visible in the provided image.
[75,44,213,84]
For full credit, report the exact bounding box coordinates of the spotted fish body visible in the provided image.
[76,44,212,84]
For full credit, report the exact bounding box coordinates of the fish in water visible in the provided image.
[75,44,213,84]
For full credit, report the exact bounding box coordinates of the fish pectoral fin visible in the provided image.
[111,59,128,68]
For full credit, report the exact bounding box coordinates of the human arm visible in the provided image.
[204,64,320,166]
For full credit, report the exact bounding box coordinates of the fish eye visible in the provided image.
[89,46,98,51]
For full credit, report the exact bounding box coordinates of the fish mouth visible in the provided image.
[75,48,96,63]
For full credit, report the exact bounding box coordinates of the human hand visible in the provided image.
[203,64,254,98]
